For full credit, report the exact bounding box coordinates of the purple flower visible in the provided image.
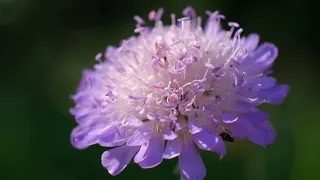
[70,7,289,180]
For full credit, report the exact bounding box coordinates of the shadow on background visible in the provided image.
[0,0,319,179]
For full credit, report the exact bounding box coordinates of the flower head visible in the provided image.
[70,7,289,180]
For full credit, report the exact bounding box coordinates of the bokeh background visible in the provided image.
[1,0,319,179]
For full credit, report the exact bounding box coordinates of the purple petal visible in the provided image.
[163,138,182,159]
[222,112,238,123]
[223,117,248,139]
[99,126,128,147]
[211,136,227,156]
[241,43,278,76]
[242,33,260,52]
[261,121,276,145]
[192,130,226,155]
[179,139,206,180]
[127,116,144,126]
[127,121,154,146]
[246,109,268,124]
[175,120,187,131]
[188,117,202,134]
[71,126,91,149]
[247,124,266,145]
[74,114,93,124]
[257,84,289,104]
[244,76,277,90]
[101,145,140,176]
[163,124,178,140]
[134,141,148,163]
[69,100,103,124]
[69,107,94,124]
[126,130,152,146]
[146,113,159,121]
[71,123,106,149]
[231,100,260,113]
[247,120,276,146]
[160,116,178,122]
[135,135,165,168]
[76,70,96,92]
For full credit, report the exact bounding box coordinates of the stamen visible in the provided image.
[183,6,196,19]
[205,10,212,16]
[121,117,129,126]
[134,15,145,25]
[134,27,145,33]
[205,62,215,69]
[234,28,243,42]
[95,53,102,64]
[148,10,156,21]
[197,16,202,29]
[178,17,191,30]
[228,22,239,28]
[216,15,225,19]
[155,8,164,21]
[171,13,176,25]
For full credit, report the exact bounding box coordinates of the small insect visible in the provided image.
[219,132,235,142]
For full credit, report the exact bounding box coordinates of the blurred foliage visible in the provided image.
[0,0,319,179]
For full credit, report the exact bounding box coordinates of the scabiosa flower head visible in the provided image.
[70,7,289,180]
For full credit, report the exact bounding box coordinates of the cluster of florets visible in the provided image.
[70,7,289,180]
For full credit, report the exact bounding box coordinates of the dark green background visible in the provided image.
[1,0,319,179]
